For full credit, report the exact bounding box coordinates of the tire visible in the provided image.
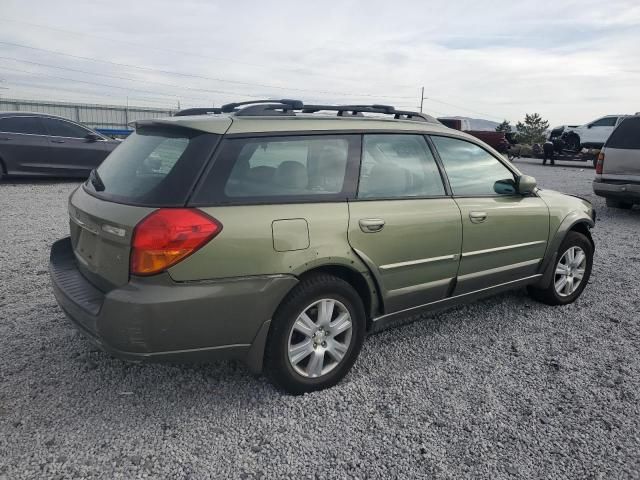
[606,198,633,209]
[264,273,366,395]
[564,133,581,152]
[528,231,593,306]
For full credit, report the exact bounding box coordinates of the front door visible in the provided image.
[430,135,550,295]
[42,117,109,176]
[582,116,618,145]
[348,134,462,313]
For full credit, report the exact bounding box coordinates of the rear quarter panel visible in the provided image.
[168,203,369,281]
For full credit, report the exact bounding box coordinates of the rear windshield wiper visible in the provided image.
[89,169,105,192]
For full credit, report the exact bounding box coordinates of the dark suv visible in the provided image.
[0,112,119,179]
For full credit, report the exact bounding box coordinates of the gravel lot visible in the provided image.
[1,158,639,479]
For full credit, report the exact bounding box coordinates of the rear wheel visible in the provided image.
[528,232,593,306]
[264,274,365,394]
[606,198,633,209]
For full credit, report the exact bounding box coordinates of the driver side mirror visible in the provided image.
[517,175,537,195]
[587,124,593,129]
[85,133,101,142]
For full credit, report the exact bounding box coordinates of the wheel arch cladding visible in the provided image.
[297,265,379,330]
[537,214,594,288]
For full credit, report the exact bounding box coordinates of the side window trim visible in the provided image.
[190,133,362,206]
[428,134,522,198]
[423,134,453,196]
[355,133,449,201]
[43,117,96,140]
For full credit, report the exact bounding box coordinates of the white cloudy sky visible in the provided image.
[0,0,639,125]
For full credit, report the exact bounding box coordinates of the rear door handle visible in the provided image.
[51,139,65,144]
[0,137,12,141]
[359,218,385,233]
[469,211,488,223]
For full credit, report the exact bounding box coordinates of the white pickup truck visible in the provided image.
[549,115,629,151]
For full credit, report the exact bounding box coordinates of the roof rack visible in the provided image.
[175,99,436,123]
[174,107,222,117]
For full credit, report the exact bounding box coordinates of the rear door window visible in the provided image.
[606,117,640,149]
[86,126,219,206]
[0,116,46,135]
[358,134,446,198]
[193,135,360,204]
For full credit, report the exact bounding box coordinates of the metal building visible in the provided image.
[0,98,176,132]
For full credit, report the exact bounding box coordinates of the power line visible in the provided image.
[0,17,301,73]
[0,64,224,103]
[0,56,270,99]
[0,39,416,101]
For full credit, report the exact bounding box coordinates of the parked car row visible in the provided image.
[0,112,119,179]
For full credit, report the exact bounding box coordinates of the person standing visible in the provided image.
[543,140,555,166]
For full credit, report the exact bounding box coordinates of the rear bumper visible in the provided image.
[593,179,640,202]
[49,237,297,371]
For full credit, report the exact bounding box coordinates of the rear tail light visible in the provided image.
[130,208,222,276]
[595,152,605,174]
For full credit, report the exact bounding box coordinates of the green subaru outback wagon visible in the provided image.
[49,100,595,394]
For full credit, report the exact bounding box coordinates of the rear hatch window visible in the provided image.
[85,126,219,206]
[605,117,640,150]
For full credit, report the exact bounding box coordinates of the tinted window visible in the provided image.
[45,118,92,138]
[591,117,617,127]
[0,116,46,135]
[358,134,445,198]
[194,135,359,204]
[87,126,219,206]
[432,136,516,196]
[606,117,640,150]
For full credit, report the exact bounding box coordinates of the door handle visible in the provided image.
[469,211,488,223]
[51,139,65,144]
[359,218,385,233]
[0,137,12,141]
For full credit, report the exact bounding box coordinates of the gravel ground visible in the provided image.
[1,158,639,479]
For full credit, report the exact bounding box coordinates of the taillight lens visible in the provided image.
[595,152,605,174]
[130,208,221,276]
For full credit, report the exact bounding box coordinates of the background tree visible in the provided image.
[495,120,512,133]
[516,113,549,145]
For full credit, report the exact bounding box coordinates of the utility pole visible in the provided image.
[419,86,424,113]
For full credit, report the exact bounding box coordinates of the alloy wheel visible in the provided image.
[554,246,587,297]
[287,298,353,378]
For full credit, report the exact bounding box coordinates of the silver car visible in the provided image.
[593,115,640,209]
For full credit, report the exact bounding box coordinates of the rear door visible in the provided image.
[430,135,549,295]
[42,117,110,176]
[347,134,462,313]
[0,116,50,174]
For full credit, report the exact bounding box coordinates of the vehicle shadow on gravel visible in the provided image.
[37,287,549,406]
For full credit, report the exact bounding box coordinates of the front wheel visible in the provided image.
[528,231,593,306]
[264,274,366,394]
[564,133,581,153]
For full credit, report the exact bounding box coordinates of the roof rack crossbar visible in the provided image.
[174,99,435,123]
[174,107,222,117]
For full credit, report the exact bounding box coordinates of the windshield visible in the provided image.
[86,126,219,206]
